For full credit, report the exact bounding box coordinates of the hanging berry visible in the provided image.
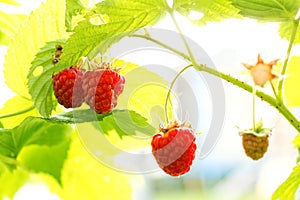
[151,120,197,176]
[239,120,272,160]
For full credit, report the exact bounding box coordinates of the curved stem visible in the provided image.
[0,105,35,119]
[277,18,299,102]
[164,64,193,123]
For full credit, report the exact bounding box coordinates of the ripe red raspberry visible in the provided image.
[82,69,125,114]
[151,121,196,176]
[52,67,84,108]
[241,133,269,160]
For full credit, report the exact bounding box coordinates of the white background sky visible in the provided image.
[0,0,299,199]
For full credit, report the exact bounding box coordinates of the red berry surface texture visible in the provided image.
[82,69,125,114]
[151,122,197,176]
[52,67,84,108]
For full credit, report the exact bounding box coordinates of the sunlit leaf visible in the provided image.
[57,0,168,71]
[279,20,300,44]
[18,140,71,184]
[232,0,300,21]
[0,0,20,5]
[0,169,29,199]
[0,11,25,45]
[293,133,300,148]
[61,134,133,200]
[0,96,38,129]
[284,56,300,107]
[174,0,241,25]
[3,0,67,98]
[65,0,85,31]
[272,164,300,200]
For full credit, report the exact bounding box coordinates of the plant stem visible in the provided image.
[277,18,299,102]
[130,34,189,60]
[252,85,256,130]
[164,64,193,123]
[0,105,35,119]
[169,11,198,66]
[130,32,300,133]
[270,81,277,97]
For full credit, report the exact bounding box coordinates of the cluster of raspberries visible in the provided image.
[52,66,125,114]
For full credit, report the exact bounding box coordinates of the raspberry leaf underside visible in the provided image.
[232,0,300,22]
[28,40,66,117]
[174,0,241,25]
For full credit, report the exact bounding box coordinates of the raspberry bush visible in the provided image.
[0,0,300,199]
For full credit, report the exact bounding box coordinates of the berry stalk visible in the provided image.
[252,85,257,131]
[164,64,193,122]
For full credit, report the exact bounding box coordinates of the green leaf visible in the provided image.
[12,117,71,154]
[284,56,300,107]
[0,117,71,159]
[174,0,241,25]
[232,0,300,21]
[0,117,71,181]
[0,11,25,45]
[65,0,85,31]
[0,169,29,199]
[0,0,20,5]
[0,121,3,128]
[4,0,67,98]
[18,140,71,184]
[98,110,156,138]
[279,20,300,44]
[272,164,300,200]
[57,0,167,70]
[51,109,111,123]
[0,128,16,158]
[0,96,37,129]
[51,108,156,138]
[28,40,66,117]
